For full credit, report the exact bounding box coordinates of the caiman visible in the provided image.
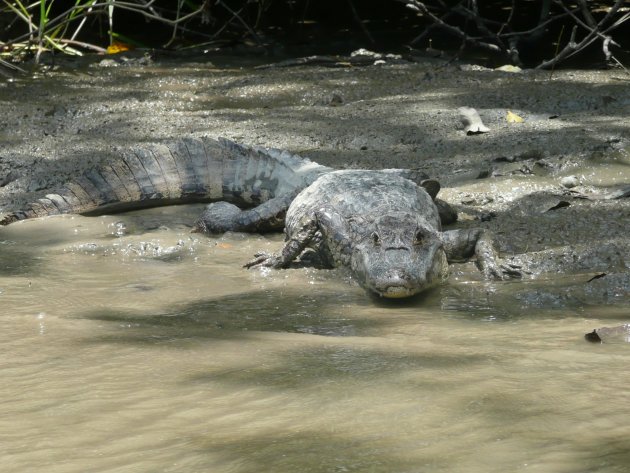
[0,137,517,298]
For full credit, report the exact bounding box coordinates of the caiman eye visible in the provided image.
[371,232,381,245]
[414,230,424,245]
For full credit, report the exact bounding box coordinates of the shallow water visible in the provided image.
[1,206,630,473]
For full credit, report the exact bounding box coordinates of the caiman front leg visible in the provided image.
[245,207,353,269]
[441,229,522,279]
[244,217,320,269]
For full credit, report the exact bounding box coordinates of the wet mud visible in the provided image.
[1,50,629,303]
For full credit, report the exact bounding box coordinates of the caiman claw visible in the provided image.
[481,260,524,280]
[471,230,525,280]
[499,262,525,278]
[244,252,283,269]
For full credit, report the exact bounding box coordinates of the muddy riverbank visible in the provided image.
[2,50,630,473]
[1,50,629,296]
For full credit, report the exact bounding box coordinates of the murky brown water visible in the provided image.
[2,205,630,473]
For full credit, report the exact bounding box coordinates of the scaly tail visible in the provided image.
[0,137,330,226]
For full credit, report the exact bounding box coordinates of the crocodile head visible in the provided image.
[349,213,449,298]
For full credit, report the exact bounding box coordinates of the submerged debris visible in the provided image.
[585,324,630,343]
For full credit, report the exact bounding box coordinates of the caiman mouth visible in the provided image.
[369,268,423,299]
[379,285,417,298]
[375,281,418,299]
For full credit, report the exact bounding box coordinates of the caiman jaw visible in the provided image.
[372,268,421,298]
[361,244,448,299]
[379,285,417,298]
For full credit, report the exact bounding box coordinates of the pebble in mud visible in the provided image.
[0,57,629,296]
[560,175,580,188]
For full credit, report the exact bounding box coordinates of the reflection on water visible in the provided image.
[1,206,630,473]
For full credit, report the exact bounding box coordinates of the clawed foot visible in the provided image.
[243,252,283,269]
[500,262,526,278]
[482,260,526,280]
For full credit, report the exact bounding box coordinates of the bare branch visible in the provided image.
[400,0,501,52]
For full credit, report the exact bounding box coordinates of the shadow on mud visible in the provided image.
[191,430,458,473]
[76,287,387,344]
[0,244,44,276]
[187,421,630,473]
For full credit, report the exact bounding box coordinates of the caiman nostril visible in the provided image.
[384,269,409,283]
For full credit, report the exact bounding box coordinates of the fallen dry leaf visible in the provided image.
[506,110,524,123]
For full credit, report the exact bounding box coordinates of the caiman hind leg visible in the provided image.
[192,193,295,234]
[441,228,522,279]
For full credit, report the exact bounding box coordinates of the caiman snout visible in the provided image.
[352,241,448,299]
[376,268,421,298]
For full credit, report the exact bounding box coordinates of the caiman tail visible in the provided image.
[0,137,330,226]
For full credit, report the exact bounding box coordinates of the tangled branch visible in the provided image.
[398,0,629,68]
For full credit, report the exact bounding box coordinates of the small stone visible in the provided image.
[97,58,119,68]
[350,48,382,59]
[495,65,522,73]
[560,175,579,188]
[328,93,343,106]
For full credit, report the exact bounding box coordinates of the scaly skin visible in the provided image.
[0,137,331,226]
[0,137,516,298]
[244,171,518,298]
